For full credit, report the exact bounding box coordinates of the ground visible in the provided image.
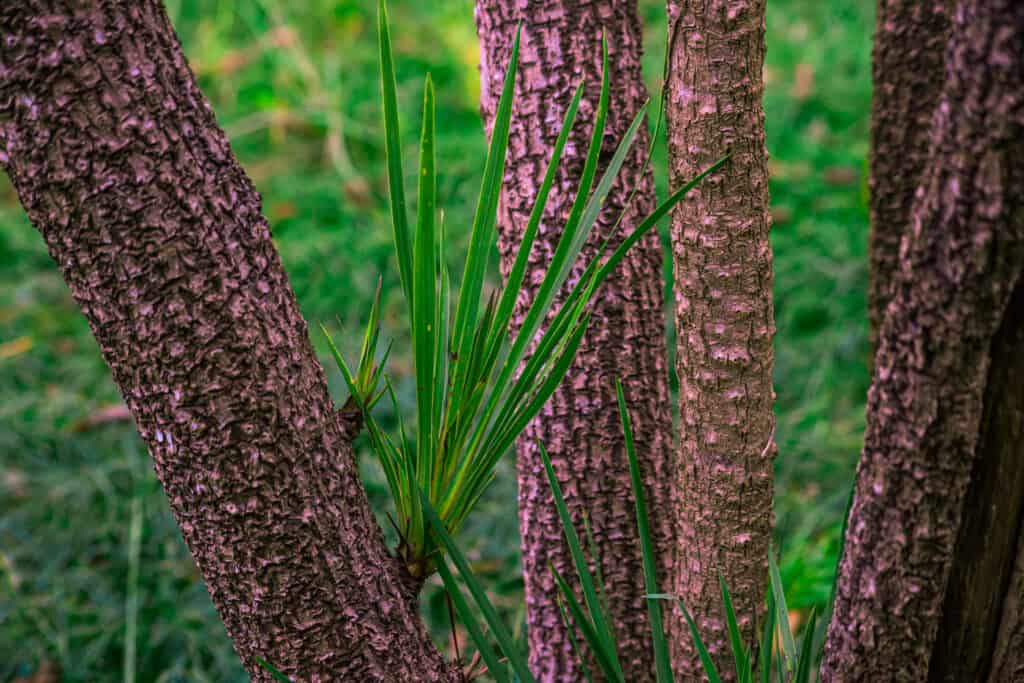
[0,0,871,679]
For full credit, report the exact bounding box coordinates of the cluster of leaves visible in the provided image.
[323,0,725,574]
[425,381,825,683]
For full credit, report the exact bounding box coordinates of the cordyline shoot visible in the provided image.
[322,0,728,579]
[421,381,825,683]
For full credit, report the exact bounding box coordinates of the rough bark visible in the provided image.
[663,1,775,678]
[821,0,1024,679]
[0,3,454,681]
[475,2,675,680]
[867,0,952,353]
[989,524,1024,683]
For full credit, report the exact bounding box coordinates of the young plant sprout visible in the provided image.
[322,0,727,578]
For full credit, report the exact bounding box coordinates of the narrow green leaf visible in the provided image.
[487,43,611,419]
[320,323,365,411]
[616,379,672,683]
[581,513,615,648]
[255,657,293,683]
[769,549,797,675]
[483,80,585,366]
[538,442,623,681]
[556,595,595,683]
[795,607,818,683]
[419,489,535,683]
[552,567,624,683]
[719,573,752,683]
[451,25,521,381]
[413,74,437,498]
[377,0,413,303]
[679,601,724,683]
[434,555,512,683]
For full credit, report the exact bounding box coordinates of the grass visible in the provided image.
[0,0,871,679]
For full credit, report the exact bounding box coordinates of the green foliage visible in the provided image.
[324,0,726,574]
[1,0,871,679]
[255,657,293,683]
[435,387,827,682]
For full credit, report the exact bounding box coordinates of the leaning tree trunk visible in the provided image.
[821,0,1024,680]
[663,0,775,678]
[0,2,455,681]
[866,0,953,353]
[475,2,676,680]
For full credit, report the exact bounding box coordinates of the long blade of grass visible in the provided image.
[552,567,624,682]
[581,513,615,649]
[434,555,512,683]
[482,80,585,365]
[538,442,623,681]
[377,0,413,303]
[413,75,438,496]
[450,26,520,381]
[356,278,383,390]
[769,549,797,676]
[719,573,752,683]
[320,323,366,411]
[419,489,536,683]
[556,595,595,683]
[480,152,728,460]
[255,658,293,683]
[432,241,450,498]
[679,601,724,683]
[615,379,672,683]
[449,312,591,524]
[795,607,818,683]
[484,42,609,414]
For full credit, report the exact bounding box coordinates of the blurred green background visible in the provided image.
[0,0,871,679]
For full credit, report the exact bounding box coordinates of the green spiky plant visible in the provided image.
[322,0,728,580]
[422,380,826,683]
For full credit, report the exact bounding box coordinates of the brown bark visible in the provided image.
[0,2,454,681]
[867,0,952,353]
[663,1,775,678]
[475,1,675,680]
[989,525,1024,683]
[821,0,1024,679]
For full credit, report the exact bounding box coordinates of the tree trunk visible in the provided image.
[0,2,454,681]
[867,0,953,353]
[663,0,775,678]
[475,2,676,680]
[821,0,1024,679]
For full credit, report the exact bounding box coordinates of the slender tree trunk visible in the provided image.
[663,1,775,678]
[475,2,676,680]
[0,3,454,681]
[821,0,1024,679]
[867,0,953,353]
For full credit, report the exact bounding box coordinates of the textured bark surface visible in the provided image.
[0,3,454,681]
[475,2,675,680]
[663,1,775,678]
[929,280,1024,680]
[989,526,1024,682]
[821,0,1024,679]
[867,0,952,352]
